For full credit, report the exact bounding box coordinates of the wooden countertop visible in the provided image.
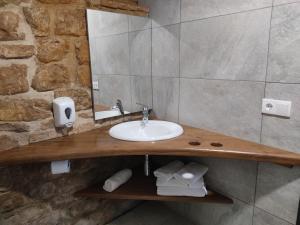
[1,123,300,166]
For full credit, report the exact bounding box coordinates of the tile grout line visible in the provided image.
[177,0,182,123]
[128,16,134,112]
[252,4,274,225]
[254,206,295,225]
[150,1,300,31]
[150,17,154,111]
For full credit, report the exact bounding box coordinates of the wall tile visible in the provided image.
[147,0,180,28]
[129,29,151,76]
[262,83,300,153]
[194,158,257,204]
[129,15,151,32]
[180,9,271,81]
[166,198,253,225]
[130,76,153,112]
[179,79,264,142]
[253,208,293,225]
[255,163,300,224]
[152,77,179,122]
[93,33,129,75]
[268,3,300,83]
[181,0,272,22]
[87,9,128,38]
[152,24,180,77]
[273,0,300,6]
[97,75,132,111]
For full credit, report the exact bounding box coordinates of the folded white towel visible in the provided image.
[153,160,184,181]
[103,169,132,192]
[156,177,205,188]
[157,186,207,197]
[174,162,208,185]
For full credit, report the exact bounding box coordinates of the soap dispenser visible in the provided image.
[53,97,75,128]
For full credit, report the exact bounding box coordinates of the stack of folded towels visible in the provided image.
[154,160,208,197]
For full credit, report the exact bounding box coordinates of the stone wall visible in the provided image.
[0,0,148,150]
[0,0,147,224]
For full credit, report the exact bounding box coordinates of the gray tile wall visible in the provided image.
[147,1,300,225]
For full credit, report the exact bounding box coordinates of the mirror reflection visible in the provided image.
[87,9,152,120]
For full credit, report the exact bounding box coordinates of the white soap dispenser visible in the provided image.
[53,97,75,128]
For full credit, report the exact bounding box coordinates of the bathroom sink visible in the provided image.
[109,120,184,142]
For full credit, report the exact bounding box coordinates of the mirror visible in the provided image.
[87,9,152,120]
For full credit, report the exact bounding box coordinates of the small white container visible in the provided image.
[53,97,75,128]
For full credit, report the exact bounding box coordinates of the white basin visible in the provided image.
[109,120,184,142]
[95,110,130,120]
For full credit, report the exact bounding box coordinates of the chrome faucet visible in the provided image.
[115,99,124,116]
[137,103,149,127]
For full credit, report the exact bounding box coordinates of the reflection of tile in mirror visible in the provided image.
[93,33,130,75]
[87,9,128,38]
[131,76,153,112]
[129,15,151,32]
[98,75,132,112]
[129,29,151,76]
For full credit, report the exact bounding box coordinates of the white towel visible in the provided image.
[157,186,207,197]
[103,169,132,192]
[174,162,208,185]
[153,160,184,181]
[156,177,205,188]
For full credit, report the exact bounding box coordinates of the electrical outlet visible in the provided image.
[92,80,99,90]
[262,98,292,118]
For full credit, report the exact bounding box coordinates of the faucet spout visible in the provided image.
[136,103,149,127]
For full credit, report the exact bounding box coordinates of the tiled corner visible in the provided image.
[87,9,128,38]
[152,77,179,122]
[261,83,300,153]
[130,76,153,112]
[93,33,129,75]
[181,0,272,22]
[129,29,151,76]
[194,157,257,204]
[147,0,180,28]
[253,208,293,225]
[267,3,300,83]
[166,198,254,225]
[97,75,132,111]
[152,24,180,77]
[179,79,264,142]
[180,8,271,81]
[255,163,300,224]
[129,15,151,32]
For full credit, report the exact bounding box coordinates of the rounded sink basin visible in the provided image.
[109,120,184,142]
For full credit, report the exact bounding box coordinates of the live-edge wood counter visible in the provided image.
[1,124,300,166]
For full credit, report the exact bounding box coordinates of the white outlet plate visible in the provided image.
[92,80,99,90]
[262,98,292,118]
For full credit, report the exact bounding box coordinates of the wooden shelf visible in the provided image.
[1,123,300,166]
[74,169,233,204]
